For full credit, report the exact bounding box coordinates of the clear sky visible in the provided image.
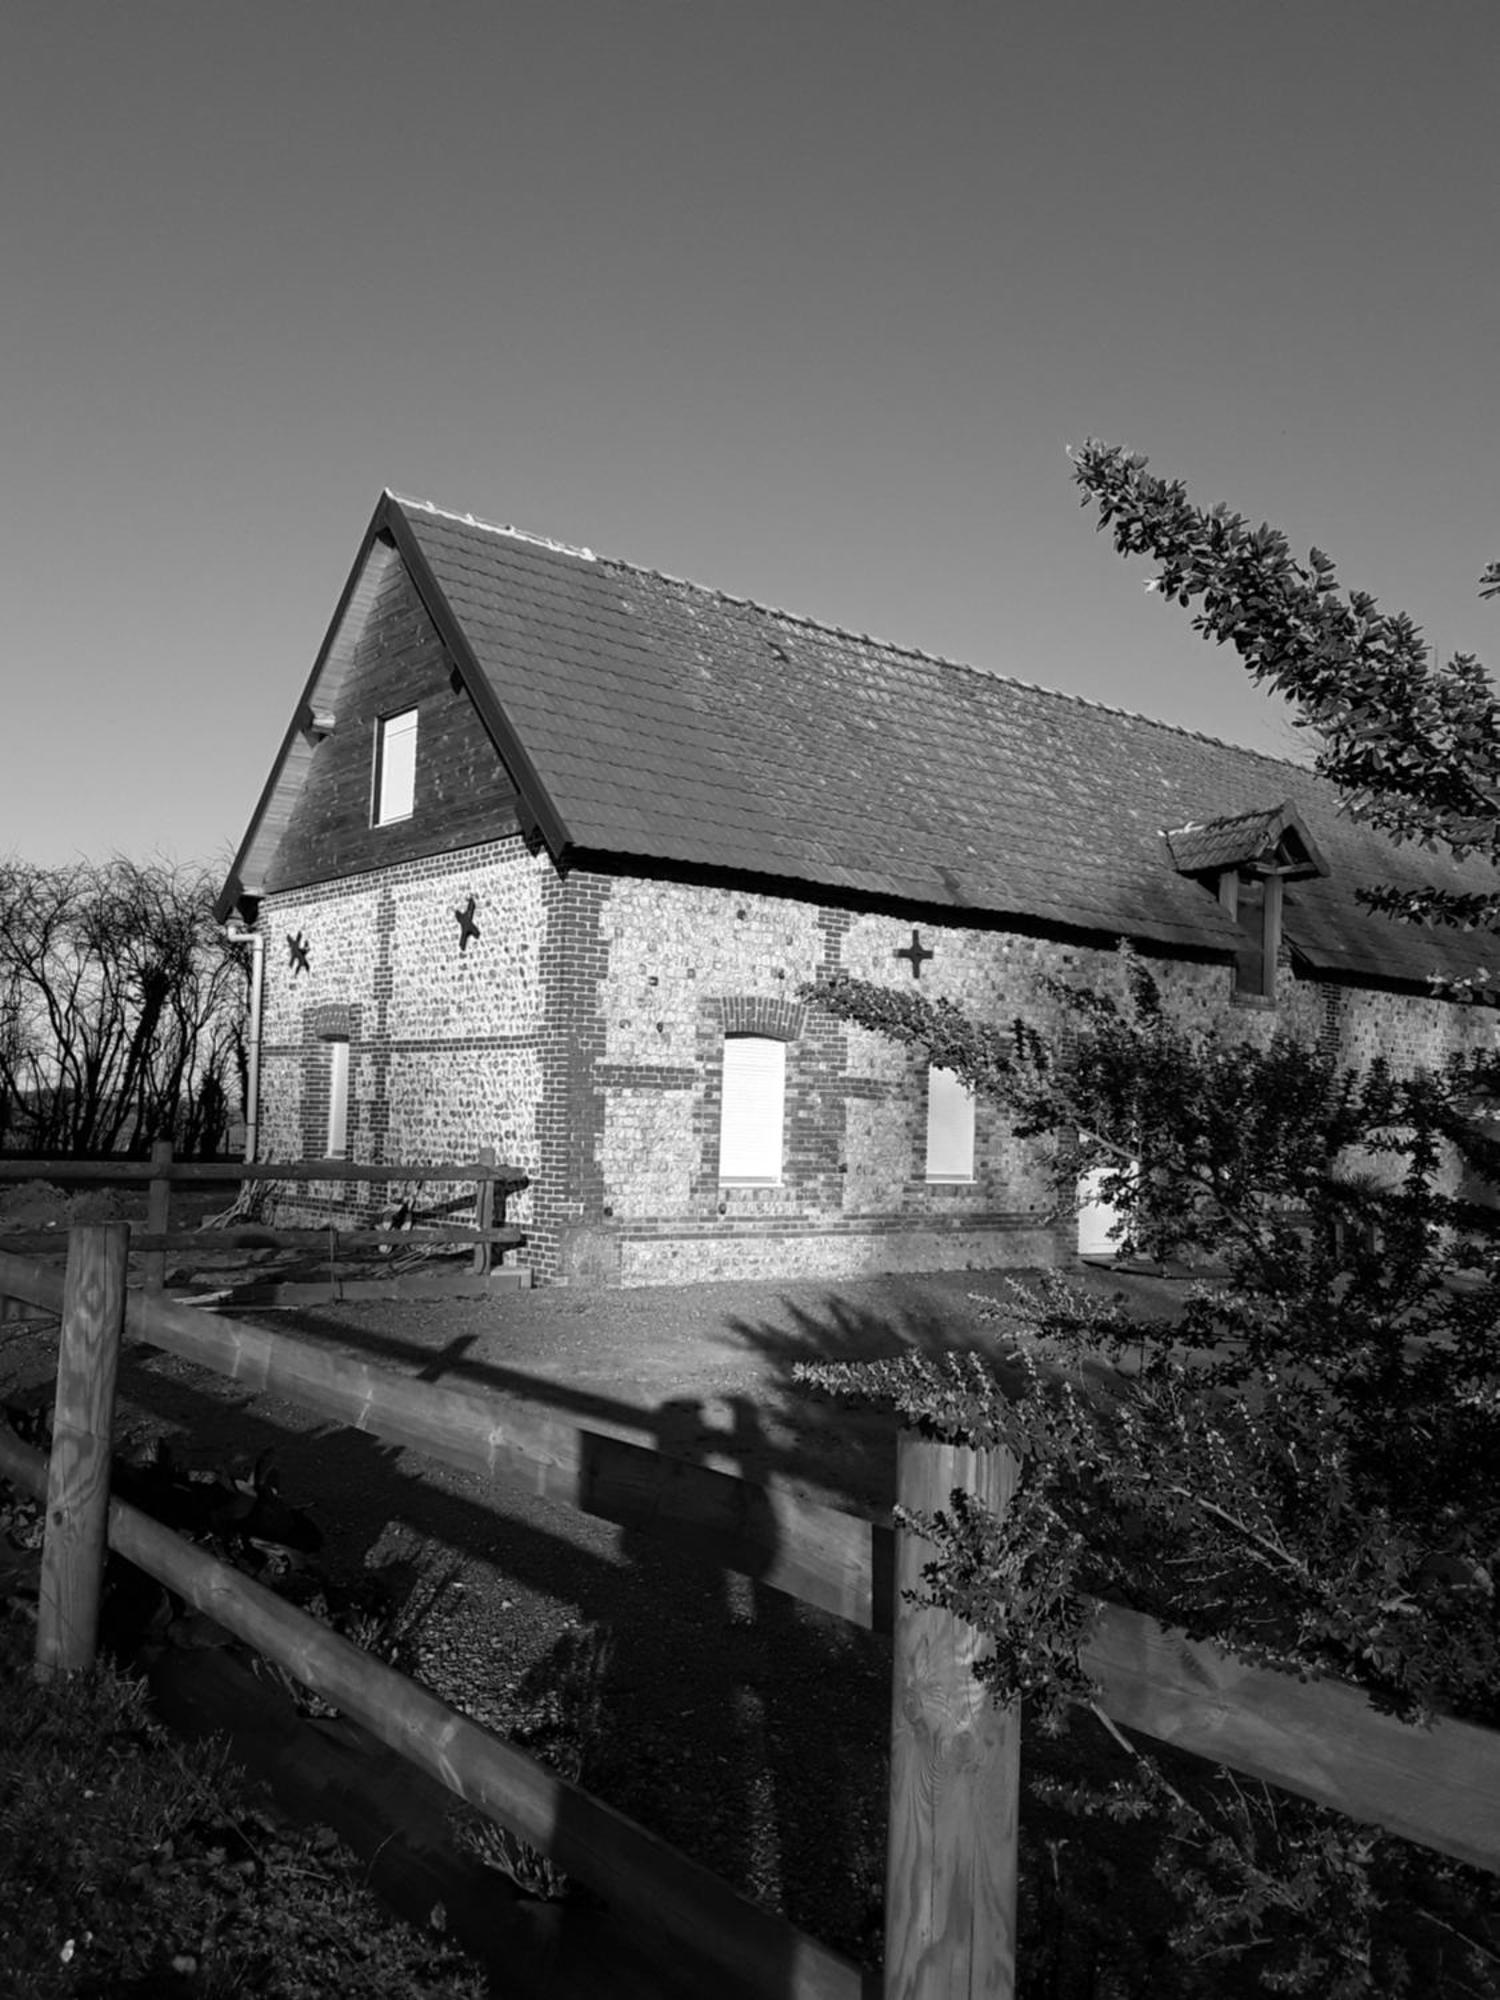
[4,2,1499,871]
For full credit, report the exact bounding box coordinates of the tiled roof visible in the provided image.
[251,493,1500,990]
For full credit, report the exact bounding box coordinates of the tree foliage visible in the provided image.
[806,957,1500,1991]
[810,956,1500,1718]
[0,856,248,1157]
[1070,441,1500,949]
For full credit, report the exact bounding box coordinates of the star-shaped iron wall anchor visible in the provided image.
[455,896,481,954]
[895,928,933,979]
[287,931,310,978]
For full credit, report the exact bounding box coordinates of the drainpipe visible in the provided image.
[221,925,265,1163]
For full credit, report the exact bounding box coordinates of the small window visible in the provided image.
[373,708,418,824]
[325,1039,350,1159]
[925,1065,975,1181]
[719,1035,785,1182]
[1077,1164,1130,1258]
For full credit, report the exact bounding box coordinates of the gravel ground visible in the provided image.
[0,1246,1188,1973]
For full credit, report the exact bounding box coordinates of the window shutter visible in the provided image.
[719,1035,786,1181]
[326,1040,351,1159]
[375,708,418,824]
[925,1065,975,1180]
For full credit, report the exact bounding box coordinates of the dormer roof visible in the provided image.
[1165,803,1330,882]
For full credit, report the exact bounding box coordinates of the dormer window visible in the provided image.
[1165,802,1331,1005]
[373,707,418,824]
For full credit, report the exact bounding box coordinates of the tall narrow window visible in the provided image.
[325,1039,350,1159]
[373,707,418,824]
[719,1035,786,1183]
[925,1065,975,1181]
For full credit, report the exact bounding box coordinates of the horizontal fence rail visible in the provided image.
[0,1147,527,1284]
[0,1226,524,1256]
[0,1157,529,1186]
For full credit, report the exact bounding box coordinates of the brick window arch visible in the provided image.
[717,995,806,1041]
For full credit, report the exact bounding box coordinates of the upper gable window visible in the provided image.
[373,708,418,825]
[719,1034,786,1183]
[925,1065,976,1181]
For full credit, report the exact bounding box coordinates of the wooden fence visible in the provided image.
[0,1148,528,1280]
[1,1226,1497,2000]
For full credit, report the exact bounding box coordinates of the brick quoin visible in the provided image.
[532,867,611,1282]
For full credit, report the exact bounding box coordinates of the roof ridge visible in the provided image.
[388,491,596,562]
[391,488,1312,777]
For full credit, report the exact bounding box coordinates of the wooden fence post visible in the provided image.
[36,1223,129,1677]
[884,1428,1021,2000]
[144,1138,174,1293]
[472,1146,496,1277]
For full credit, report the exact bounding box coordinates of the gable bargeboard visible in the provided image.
[222,494,1500,1286]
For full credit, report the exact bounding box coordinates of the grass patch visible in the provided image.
[0,1616,489,2000]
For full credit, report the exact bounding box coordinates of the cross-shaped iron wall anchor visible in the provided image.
[287,931,310,978]
[895,928,933,979]
[455,896,481,953]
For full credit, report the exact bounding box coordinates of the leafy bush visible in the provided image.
[803,952,1500,1994]
[0,1616,489,1999]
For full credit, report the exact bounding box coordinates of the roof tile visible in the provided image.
[395,499,1500,988]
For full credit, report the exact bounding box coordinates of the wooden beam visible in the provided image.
[0,1248,63,1316]
[1078,1603,1500,1877]
[1262,869,1284,1000]
[0,1226,524,1258]
[36,1225,128,1675]
[884,1431,1018,1998]
[0,1428,873,2000]
[472,1145,497,1277]
[143,1139,173,1293]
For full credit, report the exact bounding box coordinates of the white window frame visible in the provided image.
[373,707,418,825]
[925,1064,976,1182]
[325,1039,351,1160]
[719,1034,786,1184]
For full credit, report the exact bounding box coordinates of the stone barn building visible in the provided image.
[217,493,1499,1285]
